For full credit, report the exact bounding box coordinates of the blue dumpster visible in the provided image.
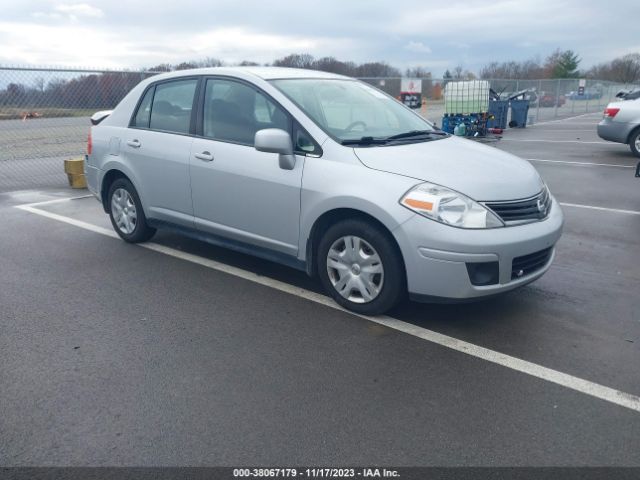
[509,99,530,128]
[488,100,509,129]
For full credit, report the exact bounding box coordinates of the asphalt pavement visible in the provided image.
[1,112,639,466]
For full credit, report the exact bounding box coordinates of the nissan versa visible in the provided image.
[86,67,564,314]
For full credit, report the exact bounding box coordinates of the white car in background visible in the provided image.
[597,98,640,158]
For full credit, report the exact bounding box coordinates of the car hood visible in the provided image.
[353,136,543,201]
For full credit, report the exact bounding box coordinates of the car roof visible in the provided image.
[148,66,351,82]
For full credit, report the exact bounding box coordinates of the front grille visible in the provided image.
[511,247,553,279]
[484,188,551,225]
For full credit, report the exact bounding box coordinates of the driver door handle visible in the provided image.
[194,151,214,162]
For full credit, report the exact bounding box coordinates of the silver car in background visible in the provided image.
[597,98,640,158]
[86,67,563,314]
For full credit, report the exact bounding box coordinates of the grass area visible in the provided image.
[0,107,97,120]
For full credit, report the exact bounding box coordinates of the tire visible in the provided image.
[629,128,640,159]
[317,219,405,315]
[107,178,156,243]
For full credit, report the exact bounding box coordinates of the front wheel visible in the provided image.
[629,128,640,158]
[317,219,405,315]
[107,178,156,243]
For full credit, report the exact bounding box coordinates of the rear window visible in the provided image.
[148,79,197,134]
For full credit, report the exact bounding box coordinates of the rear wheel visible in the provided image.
[317,219,405,315]
[629,128,640,158]
[107,178,156,243]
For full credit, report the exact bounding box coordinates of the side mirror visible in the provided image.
[254,129,296,170]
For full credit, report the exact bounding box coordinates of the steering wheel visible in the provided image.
[344,120,367,132]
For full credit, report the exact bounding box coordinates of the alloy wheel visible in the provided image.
[111,188,137,235]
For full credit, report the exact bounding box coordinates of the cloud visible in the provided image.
[192,28,318,58]
[55,3,104,18]
[4,0,640,74]
[0,22,123,67]
[449,41,470,49]
[32,12,64,20]
[31,3,104,22]
[0,21,349,69]
[404,41,432,54]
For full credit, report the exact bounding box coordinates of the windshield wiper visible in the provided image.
[341,130,448,146]
[385,130,448,141]
[340,136,389,146]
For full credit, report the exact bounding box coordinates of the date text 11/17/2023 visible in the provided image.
[232,468,400,478]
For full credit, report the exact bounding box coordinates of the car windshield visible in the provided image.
[270,78,439,145]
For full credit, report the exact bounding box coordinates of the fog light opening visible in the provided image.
[466,261,499,286]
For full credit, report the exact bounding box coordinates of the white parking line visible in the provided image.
[527,158,635,168]
[530,113,600,126]
[526,129,598,132]
[14,198,640,414]
[502,139,612,145]
[527,122,599,125]
[16,194,94,207]
[559,202,640,216]
[17,203,118,237]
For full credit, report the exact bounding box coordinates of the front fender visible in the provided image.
[298,157,417,262]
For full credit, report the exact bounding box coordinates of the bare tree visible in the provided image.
[312,57,356,75]
[273,53,315,69]
[148,63,172,72]
[199,57,224,67]
[174,62,198,71]
[354,62,401,77]
[587,53,640,83]
[405,67,431,78]
[479,58,543,79]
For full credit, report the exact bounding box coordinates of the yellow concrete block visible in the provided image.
[64,158,85,175]
[67,173,87,189]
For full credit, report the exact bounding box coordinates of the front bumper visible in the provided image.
[597,119,635,144]
[394,197,564,300]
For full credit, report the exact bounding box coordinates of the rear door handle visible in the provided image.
[127,139,141,148]
[194,151,214,162]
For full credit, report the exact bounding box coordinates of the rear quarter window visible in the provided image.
[131,87,154,128]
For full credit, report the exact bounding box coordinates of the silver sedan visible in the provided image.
[597,98,640,158]
[87,67,563,314]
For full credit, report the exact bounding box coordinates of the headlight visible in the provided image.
[400,182,504,229]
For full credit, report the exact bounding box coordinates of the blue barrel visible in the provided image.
[509,99,530,128]
[488,100,509,129]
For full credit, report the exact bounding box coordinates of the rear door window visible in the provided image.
[149,79,197,134]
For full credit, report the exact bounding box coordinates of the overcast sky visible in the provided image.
[0,0,637,75]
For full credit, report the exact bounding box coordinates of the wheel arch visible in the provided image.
[100,169,131,213]
[304,207,407,282]
[626,124,640,146]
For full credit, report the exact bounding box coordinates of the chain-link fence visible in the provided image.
[0,67,160,192]
[359,77,639,125]
[1,66,638,193]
